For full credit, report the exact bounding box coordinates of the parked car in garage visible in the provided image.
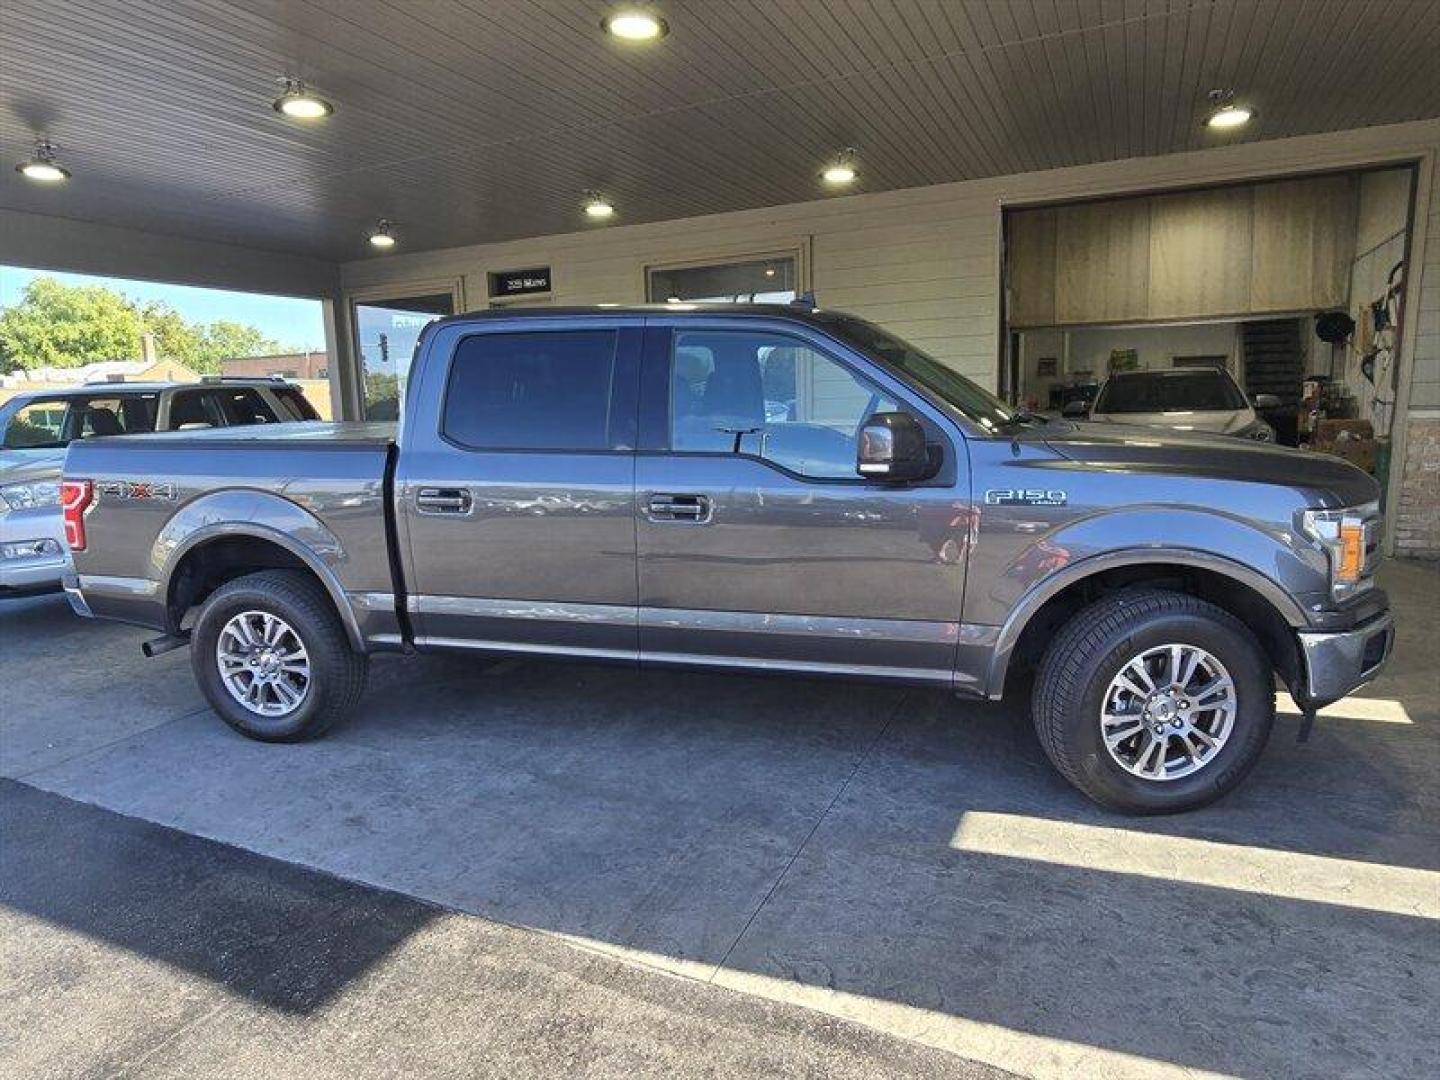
[61,305,1391,814]
[1073,367,1281,441]
[0,377,320,596]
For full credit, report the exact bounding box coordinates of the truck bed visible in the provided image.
[63,422,400,640]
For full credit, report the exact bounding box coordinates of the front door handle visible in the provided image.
[647,493,712,523]
[415,487,472,515]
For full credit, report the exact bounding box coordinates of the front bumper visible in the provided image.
[0,520,69,595]
[1295,610,1394,709]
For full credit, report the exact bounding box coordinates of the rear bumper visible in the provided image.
[1295,610,1394,709]
[62,573,93,617]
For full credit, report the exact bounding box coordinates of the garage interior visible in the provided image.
[3,2,1440,1078]
[1004,165,1417,454]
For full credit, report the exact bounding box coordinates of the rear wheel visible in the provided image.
[190,569,367,741]
[1032,589,1275,813]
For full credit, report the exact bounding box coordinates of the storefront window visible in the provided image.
[647,255,798,304]
[352,292,455,419]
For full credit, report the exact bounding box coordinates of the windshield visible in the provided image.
[825,315,1017,430]
[1095,370,1247,414]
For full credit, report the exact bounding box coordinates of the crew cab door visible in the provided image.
[634,319,970,685]
[396,319,642,659]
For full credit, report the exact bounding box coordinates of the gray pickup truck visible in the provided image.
[61,304,1393,813]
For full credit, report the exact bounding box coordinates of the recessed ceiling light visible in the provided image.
[602,9,668,41]
[368,219,397,249]
[821,148,857,186]
[15,140,69,183]
[764,266,776,278]
[1204,89,1252,129]
[273,77,334,121]
[583,192,615,219]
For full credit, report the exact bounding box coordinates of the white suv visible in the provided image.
[1082,367,1278,441]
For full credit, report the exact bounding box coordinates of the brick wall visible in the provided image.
[1395,417,1440,558]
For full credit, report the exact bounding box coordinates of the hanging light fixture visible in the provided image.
[583,191,615,219]
[368,219,397,249]
[15,140,70,183]
[273,77,334,120]
[1204,89,1253,130]
[821,147,858,186]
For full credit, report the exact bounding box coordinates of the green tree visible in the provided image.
[0,276,284,373]
[193,320,282,370]
[0,277,144,368]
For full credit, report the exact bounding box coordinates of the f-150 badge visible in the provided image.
[96,480,178,501]
[985,488,1067,507]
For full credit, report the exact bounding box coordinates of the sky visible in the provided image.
[0,265,327,351]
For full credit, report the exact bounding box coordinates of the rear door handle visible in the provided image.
[647,493,712,523]
[415,487,472,515]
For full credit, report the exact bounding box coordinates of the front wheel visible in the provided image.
[1032,589,1275,814]
[190,569,368,742]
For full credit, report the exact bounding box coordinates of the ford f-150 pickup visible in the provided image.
[61,304,1394,813]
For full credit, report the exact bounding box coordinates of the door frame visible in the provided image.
[342,276,466,420]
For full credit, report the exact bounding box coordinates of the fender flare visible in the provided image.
[984,546,1309,697]
[156,491,366,651]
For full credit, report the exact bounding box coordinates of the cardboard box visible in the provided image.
[1315,419,1374,443]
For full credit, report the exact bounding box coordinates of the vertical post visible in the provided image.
[322,293,363,421]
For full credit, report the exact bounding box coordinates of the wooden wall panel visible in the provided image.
[1006,208,1057,326]
[1147,186,1253,319]
[1054,198,1151,324]
[1250,175,1358,311]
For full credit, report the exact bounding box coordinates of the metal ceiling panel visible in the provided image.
[2,0,1437,261]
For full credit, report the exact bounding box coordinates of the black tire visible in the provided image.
[190,569,367,742]
[1032,589,1275,814]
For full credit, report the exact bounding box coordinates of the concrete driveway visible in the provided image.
[3,560,1437,1078]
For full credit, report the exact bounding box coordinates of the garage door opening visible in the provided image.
[1002,165,1417,457]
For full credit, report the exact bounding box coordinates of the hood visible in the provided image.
[0,448,65,484]
[1035,420,1379,508]
[1090,407,1254,435]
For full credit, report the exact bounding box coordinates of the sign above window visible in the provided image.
[489,267,552,298]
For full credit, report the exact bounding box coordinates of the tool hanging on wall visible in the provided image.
[1367,260,1404,436]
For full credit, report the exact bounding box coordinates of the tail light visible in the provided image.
[60,480,93,551]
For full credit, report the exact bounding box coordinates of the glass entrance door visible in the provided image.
[352,291,456,419]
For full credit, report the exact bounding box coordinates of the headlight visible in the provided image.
[0,480,62,510]
[1236,419,1275,442]
[1299,502,1379,601]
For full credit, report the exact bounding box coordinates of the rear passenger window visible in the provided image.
[214,388,279,426]
[73,395,158,438]
[442,331,617,451]
[166,391,220,429]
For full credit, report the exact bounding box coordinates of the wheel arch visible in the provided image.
[988,548,1306,698]
[162,522,364,651]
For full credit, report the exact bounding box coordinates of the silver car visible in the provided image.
[0,378,320,596]
[1084,367,1279,441]
[0,449,69,596]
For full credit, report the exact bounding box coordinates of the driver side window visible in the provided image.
[670,330,898,479]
